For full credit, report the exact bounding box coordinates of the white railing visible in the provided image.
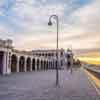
[84,64,100,74]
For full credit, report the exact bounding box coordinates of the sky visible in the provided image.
[0,0,100,56]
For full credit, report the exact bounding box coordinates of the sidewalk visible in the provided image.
[0,69,100,100]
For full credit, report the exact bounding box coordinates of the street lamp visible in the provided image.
[48,15,59,86]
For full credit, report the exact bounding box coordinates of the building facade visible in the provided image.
[0,39,66,75]
[65,48,74,70]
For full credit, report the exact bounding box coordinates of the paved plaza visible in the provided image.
[0,68,100,100]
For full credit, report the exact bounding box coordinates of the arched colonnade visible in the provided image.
[11,54,56,73]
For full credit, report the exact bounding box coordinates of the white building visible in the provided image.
[0,39,66,75]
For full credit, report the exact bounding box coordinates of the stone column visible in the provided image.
[17,56,19,72]
[49,61,50,69]
[42,60,44,70]
[30,59,32,71]
[43,59,45,71]
[51,61,53,69]
[52,61,54,69]
[71,54,74,68]
[35,59,37,71]
[39,60,41,70]
[24,58,27,72]
[8,52,11,74]
[3,52,8,75]
[48,61,49,69]
[52,60,54,69]
[50,61,52,69]
[47,61,48,70]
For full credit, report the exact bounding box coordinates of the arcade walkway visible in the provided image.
[0,68,100,100]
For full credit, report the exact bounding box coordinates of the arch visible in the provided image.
[26,57,31,71]
[11,54,17,72]
[44,60,46,70]
[37,59,39,70]
[0,51,4,74]
[45,61,47,70]
[41,60,43,70]
[19,56,25,72]
[46,61,49,70]
[32,58,35,71]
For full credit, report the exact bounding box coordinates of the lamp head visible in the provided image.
[48,21,52,26]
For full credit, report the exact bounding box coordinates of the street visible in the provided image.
[0,68,100,100]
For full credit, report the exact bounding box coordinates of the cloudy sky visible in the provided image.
[0,0,100,55]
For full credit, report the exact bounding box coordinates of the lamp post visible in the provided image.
[48,15,59,86]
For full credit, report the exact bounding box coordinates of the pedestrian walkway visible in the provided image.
[0,68,100,100]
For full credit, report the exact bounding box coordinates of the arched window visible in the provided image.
[0,51,4,74]
[11,54,17,72]
[32,59,35,71]
[37,59,39,70]
[19,56,25,72]
[26,57,31,71]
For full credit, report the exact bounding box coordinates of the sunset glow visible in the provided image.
[78,57,100,65]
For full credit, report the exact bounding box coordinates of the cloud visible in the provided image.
[12,0,100,51]
[7,0,66,49]
[61,0,100,50]
[0,0,4,6]
[0,24,13,39]
[0,25,6,33]
[70,0,100,31]
[0,0,4,15]
[0,0,100,55]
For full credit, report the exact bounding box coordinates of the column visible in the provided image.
[8,52,11,74]
[39,60,41,70]
[43,60,44,70]
[35,59,37,71]
[50,61,52,69]
[51,61,52,69]
[52,61,53,69]
[30,59,32,71]
[3,52,8,75]
[48,61,49,69]
[49,61,50,69]
[71,54,73,68]
[44,61,45,70]
[17,56,19,72]
[24,58,27,72]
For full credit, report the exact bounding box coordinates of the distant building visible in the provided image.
[65,48,74,69]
